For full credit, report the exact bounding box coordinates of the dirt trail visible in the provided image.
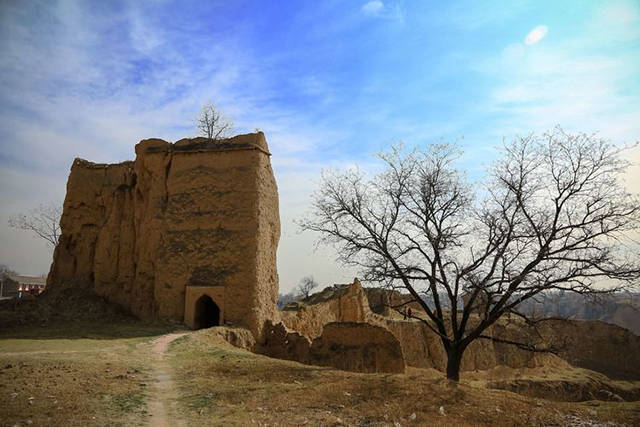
[147,332,189,427]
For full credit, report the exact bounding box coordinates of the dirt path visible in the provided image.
[147,331,189,427]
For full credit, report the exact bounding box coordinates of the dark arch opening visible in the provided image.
[193,295,220,329]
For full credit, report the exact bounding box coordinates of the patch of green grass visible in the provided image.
[111,391,147,414]
[184,391,217,410]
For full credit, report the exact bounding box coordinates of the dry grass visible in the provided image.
[167,329,640,426]
[2,322,640,426]
[0,321,176,426]
[465,364,640,403]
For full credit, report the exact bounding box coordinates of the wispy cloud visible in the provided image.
[443,0,531,30]
[360,1,404,22]
[524,25,548,45]
[476,3,640,146]
[361,1,384,16]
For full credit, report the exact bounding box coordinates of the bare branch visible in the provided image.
[477,334,557,354]
[299,128,640,381]
[195,103,234,140]
[8,202,62,249]
[296,276,319,299]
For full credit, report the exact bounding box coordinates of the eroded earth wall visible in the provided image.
[47,133,280,337]
[258,320,405,373]
[279,279,381,338]
[276,280,640,379]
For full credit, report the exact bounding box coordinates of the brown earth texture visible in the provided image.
[1,321,640,426]
[272,279,640,382]
[47,133,279,338]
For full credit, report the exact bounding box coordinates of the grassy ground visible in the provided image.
[0,321,177,427]
[1,322,640,426]
[168,329,640,426]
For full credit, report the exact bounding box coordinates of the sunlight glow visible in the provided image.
[525,25,548,45]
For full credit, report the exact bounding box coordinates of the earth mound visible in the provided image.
[0,279,135,328]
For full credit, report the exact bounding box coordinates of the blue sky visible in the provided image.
[1,0,639,292]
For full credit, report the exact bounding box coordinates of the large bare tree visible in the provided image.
[301,128,640,381]
[196,103,234,140]
[8,202,62,249]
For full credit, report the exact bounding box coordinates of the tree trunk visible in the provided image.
[445,346,464,381]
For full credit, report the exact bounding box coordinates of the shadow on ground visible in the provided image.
[0,320,180,340]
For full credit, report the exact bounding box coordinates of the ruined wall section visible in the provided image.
[309,322,405,373]
[49,159,143,312]
[276,280,640,378]
[385,320,558,372]
[147,139,263,325]
[251,144,281,338]
[537,319,640,380]
[129,139,172,318]
[259,320,405,374]
[279,279,381,338]
[48,133,280,337]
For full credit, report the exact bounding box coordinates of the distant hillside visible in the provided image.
[362,287,640,336]
[518,292,640,336]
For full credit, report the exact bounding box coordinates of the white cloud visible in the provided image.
[477,8,640,165]
[487,52,639,140]
[360,1,403,23]
[598,0,640,25]
[524,25,548,45]
[587,0,640,44]
[465,0,640,203]
[362,1,384,16]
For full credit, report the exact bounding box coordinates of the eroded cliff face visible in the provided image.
[279,279,382,338]
[48,133,280,338]
[277,280,640,379]
[258,320,405,373]
[385,319,560,372]
[536,319,640,380]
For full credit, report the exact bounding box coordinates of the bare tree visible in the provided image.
[296,276,319,299]
[8,202,62,248]
[300,127,640,381]
[196,103,234,140]
[0,264,18,298]
[0,264,17,280]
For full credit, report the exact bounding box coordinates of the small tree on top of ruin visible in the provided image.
[8,202,62,249]
[196,102,234,141]
[296,276,319,299]
[300,127,640,381]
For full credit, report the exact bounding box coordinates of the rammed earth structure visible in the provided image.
[47,133,280,339]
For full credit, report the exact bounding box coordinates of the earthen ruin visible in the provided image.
[47,132,640,378]
[259,278,640,378]
[48,133,279,338]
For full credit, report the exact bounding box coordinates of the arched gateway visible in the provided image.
[193,295,220,329]
[184,285,225,329]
